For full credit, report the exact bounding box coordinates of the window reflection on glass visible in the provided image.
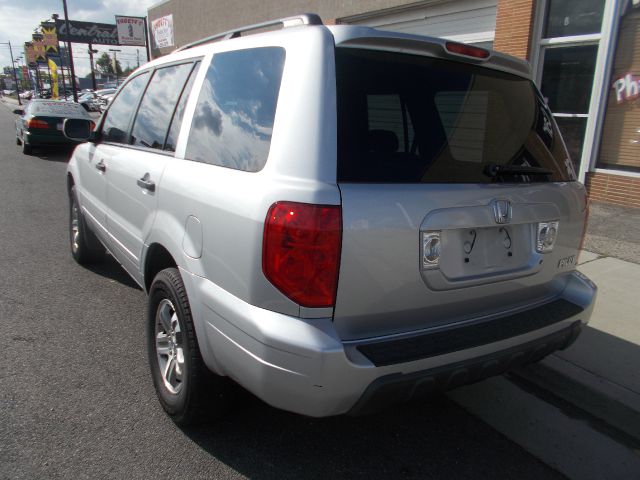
[130,63,194,150]
[165,62,200,152]
[102,73,149,143]
[540,45,598,114]
[185,47,286,172]
[554,116,587,171]
[544,0,605,38]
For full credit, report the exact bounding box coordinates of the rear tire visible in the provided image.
[147,268,232,426]
[21,138,32,155]
[69,185,104,264]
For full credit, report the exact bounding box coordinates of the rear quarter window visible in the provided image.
[185,47,286,172]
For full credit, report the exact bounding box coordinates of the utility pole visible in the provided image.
[1,40,22,105]
[62,0,78,102]
[109,48,121,85]
[136,49,140,68]
[88,44,97,90]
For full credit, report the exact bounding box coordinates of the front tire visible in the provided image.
[69,185,103,264]
[147,268,231,426]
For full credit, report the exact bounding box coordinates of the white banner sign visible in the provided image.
[115,16,146,46]
[152,14,174,49]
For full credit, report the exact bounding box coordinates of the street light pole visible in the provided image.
[109,48,121,85]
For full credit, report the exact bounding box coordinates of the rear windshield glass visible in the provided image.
[336,48,576,183]
[31,101,90,118]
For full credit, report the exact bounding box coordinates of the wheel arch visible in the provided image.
[143,243,178,293]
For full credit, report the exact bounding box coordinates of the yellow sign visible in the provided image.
[41,23,59,55]
[32,35,47,63]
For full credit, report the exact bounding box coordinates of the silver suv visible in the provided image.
[65,14,597,424]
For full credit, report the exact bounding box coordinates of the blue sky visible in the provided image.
[0,0,156,79]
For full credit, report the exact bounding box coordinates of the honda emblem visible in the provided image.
[492,199,512,224]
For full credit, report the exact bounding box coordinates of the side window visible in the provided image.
[185,47,286,172]
[101,72,149,144]
[164,62,200,152]
[130,62,195,150]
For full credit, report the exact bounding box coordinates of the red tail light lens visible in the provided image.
[445,41,490,59]
[27,118,49,129]
[89,121,96,131]
[263,202,342,308]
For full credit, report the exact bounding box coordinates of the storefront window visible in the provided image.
[596,6,640,173]
[541,45,598,114]
[544,0,605,38]
[537,0,605,171]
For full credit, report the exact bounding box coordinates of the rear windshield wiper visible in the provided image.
[484,163,553,178]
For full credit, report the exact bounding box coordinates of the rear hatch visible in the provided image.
[334,46,586,341]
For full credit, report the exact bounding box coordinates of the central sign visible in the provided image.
[55,19,119,45]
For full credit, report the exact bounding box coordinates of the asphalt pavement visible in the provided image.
[0,100,567,478]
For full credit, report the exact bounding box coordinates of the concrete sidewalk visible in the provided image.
[515,202,640,443]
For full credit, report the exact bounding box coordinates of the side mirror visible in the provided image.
[13,108,24,115]
[63,118,93,142]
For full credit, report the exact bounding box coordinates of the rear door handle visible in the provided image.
[137,173,156,192]
[95,160,106,172]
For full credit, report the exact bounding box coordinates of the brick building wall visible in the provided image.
[585,172,640,209]
[493,0,536,59]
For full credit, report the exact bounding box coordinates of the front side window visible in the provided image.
[101,73,149,144]
[185,47,285,172]
[130,62,195,150]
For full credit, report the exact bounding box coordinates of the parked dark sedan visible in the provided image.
[14,100,95,154]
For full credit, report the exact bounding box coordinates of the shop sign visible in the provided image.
[55,19,119,45]
[152,14,174,49]
[32,35,47,64]
[613,73,640,104]
[41,22,59,55]
[24,42,36,65]
[116,16,146,46]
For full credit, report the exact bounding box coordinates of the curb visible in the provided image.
[513,354,640,444]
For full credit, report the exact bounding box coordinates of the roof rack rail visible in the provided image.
[175,13,323,52]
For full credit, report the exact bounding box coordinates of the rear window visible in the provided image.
[336,48,576,183]
[31,101,90,118]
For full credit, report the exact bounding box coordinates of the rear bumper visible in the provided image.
[183,269,596,417]
[24,130,75,146]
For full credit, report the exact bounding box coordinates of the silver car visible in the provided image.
[64,14,596,425]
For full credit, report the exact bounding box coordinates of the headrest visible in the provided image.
[368,129,399,153]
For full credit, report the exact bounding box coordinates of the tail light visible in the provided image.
[89,121,96,131]
[27,118,49,129]
[445,41,490,59]
[263,202,342,308]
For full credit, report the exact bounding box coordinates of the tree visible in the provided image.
[95,52,122,76]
